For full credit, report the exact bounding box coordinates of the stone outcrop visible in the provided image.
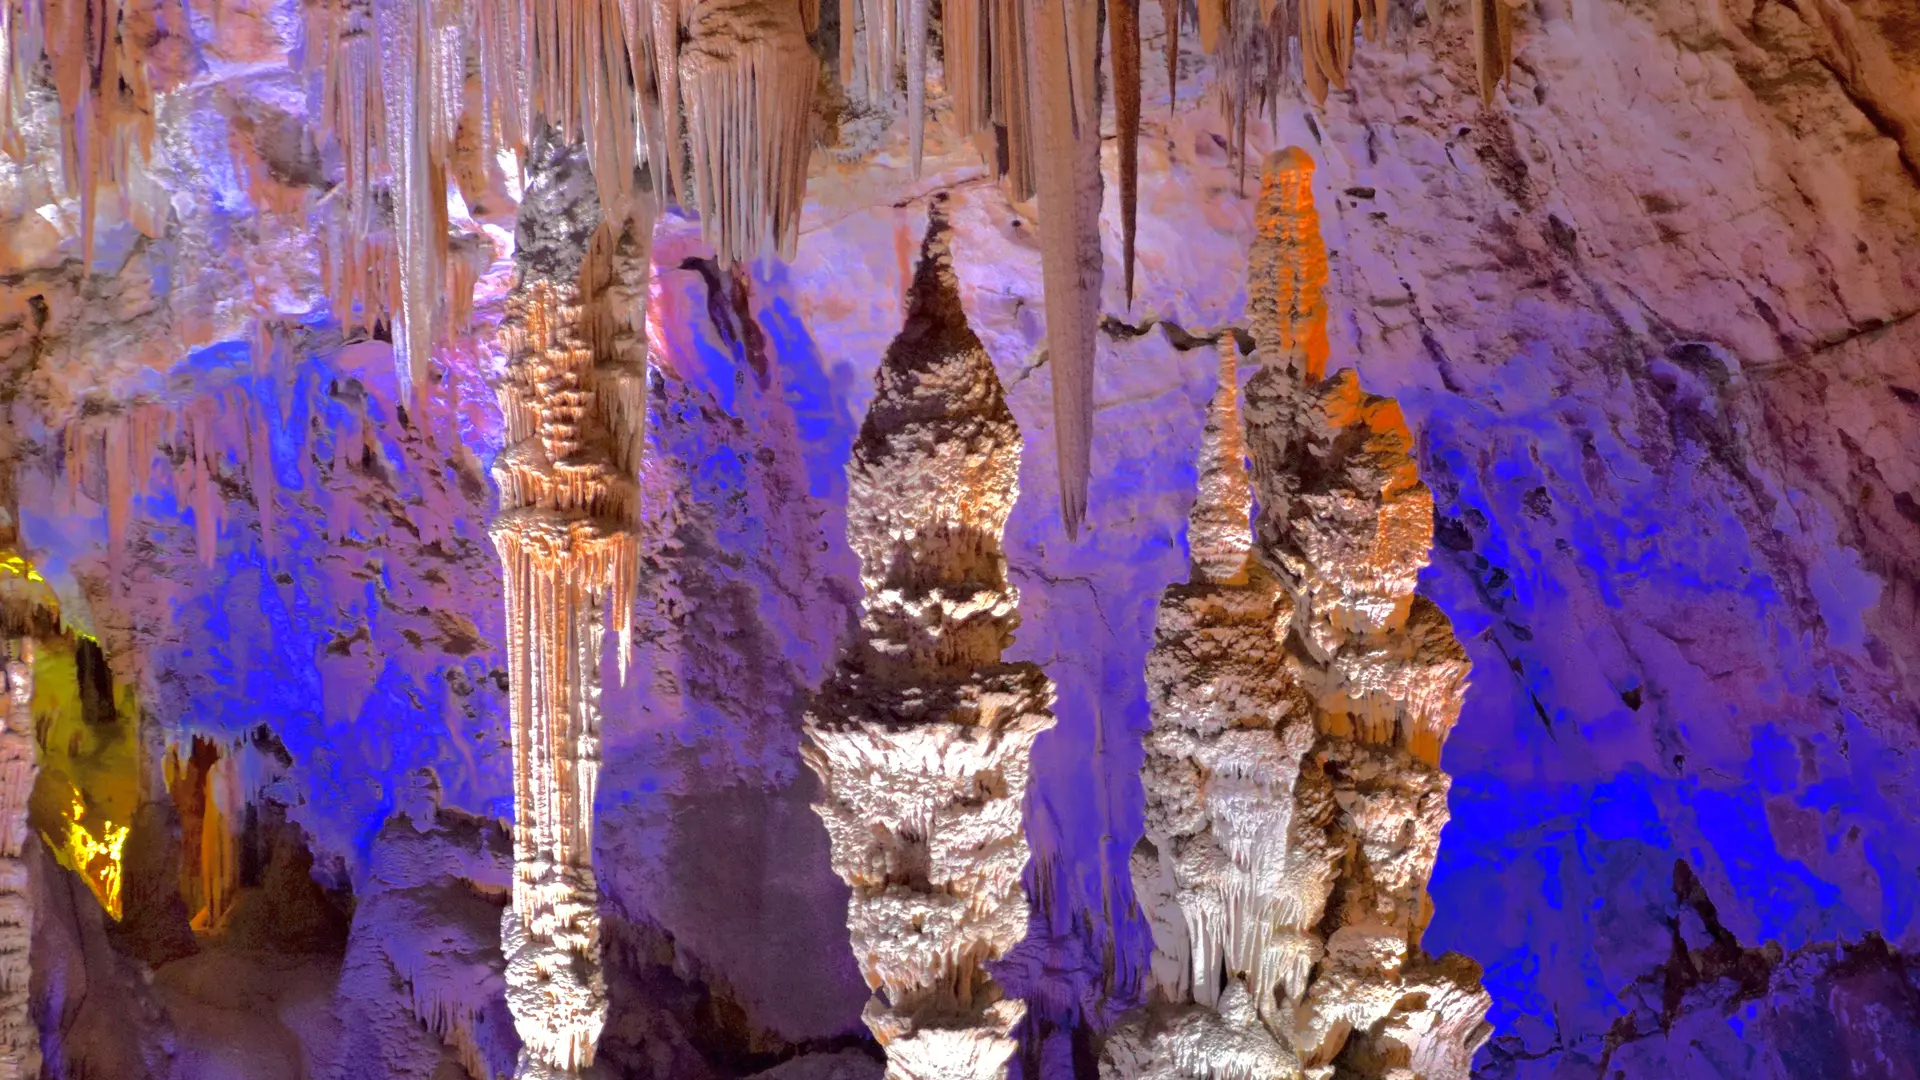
[489,130,652,1080]
[803,203,1054,1080]
[1105,148,1489,1080]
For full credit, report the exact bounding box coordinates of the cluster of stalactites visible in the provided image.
[59,388,288,578]
[1178,0,1518,154]
[487,136,652,1080]
[805,208,1055,1080]
[0,0,172,266]
[0,644,38,1080]
[1106,148,1488,1080]
[295,0,812,386]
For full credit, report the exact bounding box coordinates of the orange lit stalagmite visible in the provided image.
[1246,147,1490,1078]
[803,204,1055,1080]
[490,133,652,1080]
[1104,149,1490,1080]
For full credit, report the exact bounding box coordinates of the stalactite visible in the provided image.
[1197,0,1224,54]
[1471,0,1514,104]
[804,202,1054,1080]
[1103,149,1489,1080]
[989,0,1035,200]
[678,0,819,264]
[942,0,987,137]
[1026,0,1103,537]
[839,0,857,91]
[1160,0,1179,112]
[906,0,929,174]
[0,0,169,267]
[490,130,648,1080]
[1110,0,1140,308]
[0,643,39,1080]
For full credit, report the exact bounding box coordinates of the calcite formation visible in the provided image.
[489,131,651,1080]
[804,205,1055,1080]
[1104,148,1489,1080]
[0,641,36,1080]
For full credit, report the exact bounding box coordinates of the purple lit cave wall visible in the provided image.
[0,0,1917,1078]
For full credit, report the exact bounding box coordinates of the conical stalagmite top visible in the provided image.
[1187,337,1254,585]
[807,201,1056,1080]
[843,202,1029,688]
[1247,147,1330,386]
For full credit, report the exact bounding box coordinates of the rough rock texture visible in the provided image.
[804,205,1054,1080]
[0,0,1916,1076]
[330,809,519,1080]
[1105,152,1488,1080]
[490,130,650,1079]
[0,644,34,1080]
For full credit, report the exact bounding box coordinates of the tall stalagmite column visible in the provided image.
[0,641,36,1080]
[1104,149,1490,1080]
[0,470,50,1080]
[804,205,1055,1080]
[490,131,652,1080]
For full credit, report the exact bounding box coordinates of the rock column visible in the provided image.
[0,641,36,1080]
[490,131,652,1080]
[804,205,1055,1080]
[1104,149,1491,1080]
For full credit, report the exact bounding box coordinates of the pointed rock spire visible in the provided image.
[805,202,1056,1080]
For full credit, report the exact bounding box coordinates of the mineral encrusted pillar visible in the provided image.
[490,130,652,1080]
[804,205,1056,1080]
[0,642,36,1080]
[1104,336,1327,1080]
[1243,147,1491,1079]
[1103,149,1490,1080]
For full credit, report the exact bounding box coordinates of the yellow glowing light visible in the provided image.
[0,552,44,585]
[46,787,129,920]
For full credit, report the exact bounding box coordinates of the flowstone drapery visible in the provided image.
[803,205,1055,1080]
[1104,148,1490,1080]
[490,131,652,1080]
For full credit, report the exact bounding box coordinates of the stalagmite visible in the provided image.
[489,131,651,1080]
[1103,149,1488,1080]
[0,643,39,1080]
[804,203,1055,1080]
[1026,0,1104,538]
